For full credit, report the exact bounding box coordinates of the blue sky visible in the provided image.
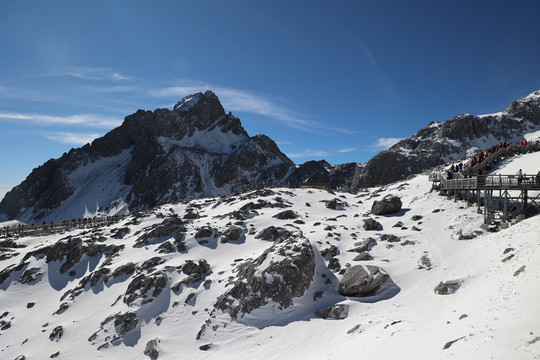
[2,0,540,199]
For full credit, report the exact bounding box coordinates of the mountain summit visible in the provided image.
[0,91,295,222]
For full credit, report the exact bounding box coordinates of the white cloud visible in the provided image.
[149,85,204,98]
[286,149,330,159]
[44,132,102,145]
[150,83,359,135]
[338,147,356,153]
[111,72,132,81]
[373,137,403,150]
[0,112,122,128]
[1,78,357,137]
[44,66,133,81]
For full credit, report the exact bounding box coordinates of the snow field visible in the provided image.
[0,152,539,359]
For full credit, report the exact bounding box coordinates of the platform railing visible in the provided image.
[431,141,540,188]
[0,215,126,238]
[445,174,540,190]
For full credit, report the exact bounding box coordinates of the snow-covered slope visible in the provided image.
[1,152,538,360]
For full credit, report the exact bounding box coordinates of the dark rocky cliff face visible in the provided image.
[351,91,540,189]
[0,91,295,222]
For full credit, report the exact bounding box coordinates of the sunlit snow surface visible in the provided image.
[0,152,539,360]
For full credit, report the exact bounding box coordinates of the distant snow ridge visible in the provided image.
[351,90,540,189]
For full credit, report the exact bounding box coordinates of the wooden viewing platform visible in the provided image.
[430,173,540,191]
[430,141,540,225]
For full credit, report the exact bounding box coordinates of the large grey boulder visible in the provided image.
[338,265,389,297]
[371,195,402,215]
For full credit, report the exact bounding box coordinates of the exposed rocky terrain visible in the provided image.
[351,91,540,188]
[0,148,539,359]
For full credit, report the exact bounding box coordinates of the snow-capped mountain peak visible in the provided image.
[173,92,205,112]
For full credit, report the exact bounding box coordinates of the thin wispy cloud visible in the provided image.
[45,132,102,145]
[150,83,359,135]
[287,146,359,160]
[286,149,330,159]
[149,85,204,98]
[111,72,132,81]
[0,113,122,128]
[372,137,403,150]
[43,66,133,81]
[2,76,359,149]
[0,84,64,102]
[361,41,377,67]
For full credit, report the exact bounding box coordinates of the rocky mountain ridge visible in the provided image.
[0,91,360,223]
[351,90,540,188]
[2,90,540,222]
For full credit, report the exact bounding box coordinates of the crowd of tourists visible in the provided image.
[446,139,534,179]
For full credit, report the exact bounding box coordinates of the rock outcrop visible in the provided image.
[214,229,315,318]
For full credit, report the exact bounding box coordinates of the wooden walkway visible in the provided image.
[0,215,126,238]
[430,141,540,225]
